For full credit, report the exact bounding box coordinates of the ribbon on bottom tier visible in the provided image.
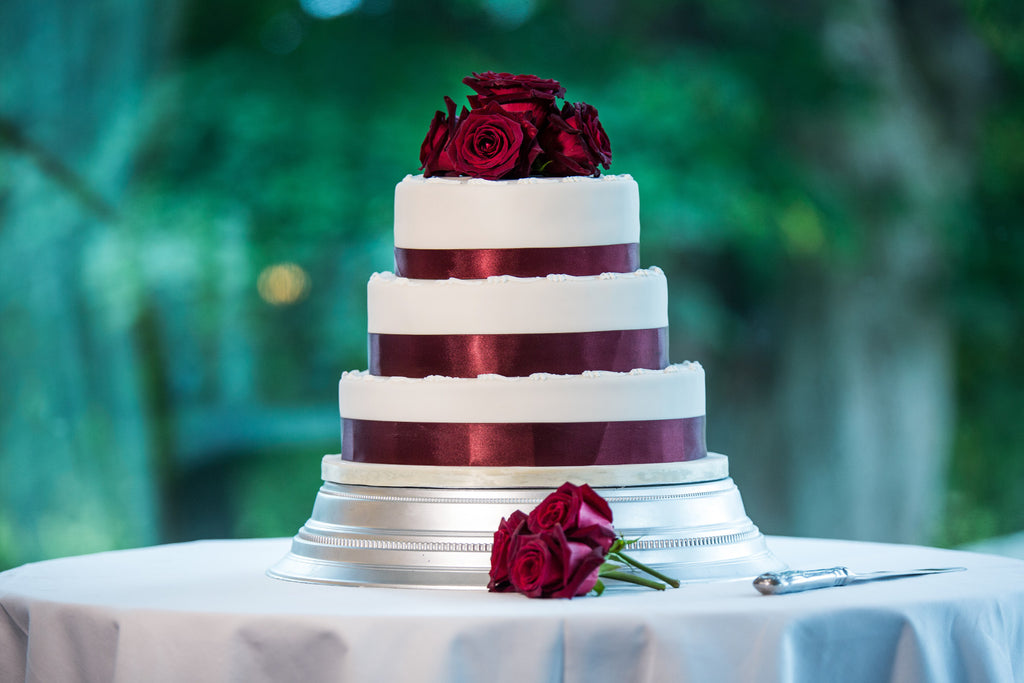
[369,328,668,378]
[394,243,640,279]
[341,416,706,467]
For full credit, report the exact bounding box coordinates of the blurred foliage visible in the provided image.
[123,0,858,542]
[1,0,1022,567]
[131,0,852,390]
[939,0,1024,545]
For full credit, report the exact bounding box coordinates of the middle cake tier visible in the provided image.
[368,267,669,378]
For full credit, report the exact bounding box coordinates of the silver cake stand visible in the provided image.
[268,453,784,589]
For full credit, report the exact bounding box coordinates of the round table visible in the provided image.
[1,537,1022,683]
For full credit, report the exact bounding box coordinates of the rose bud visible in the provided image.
[487,509,529,592]
[419,96,462,178]
[575,102,611,168]
[550,536,606,599]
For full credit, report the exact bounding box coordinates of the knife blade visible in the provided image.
[753,566,966,595]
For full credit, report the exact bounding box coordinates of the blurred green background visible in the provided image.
[1,0,1022,570]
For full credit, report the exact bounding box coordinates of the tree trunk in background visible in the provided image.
[0,1,175,565]
[777,0,989,542]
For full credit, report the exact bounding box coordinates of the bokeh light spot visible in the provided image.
[258,262,311,305]
[779,200,825,256]
[300,0,362,20]
[483,0,536,28]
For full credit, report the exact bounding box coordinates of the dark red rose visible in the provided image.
[507,531,561,598]
[570,517,617,553]
[507,525,606,598]
[449,102,541,180]
[550,535,606,599]
[463,71,565,125]
[527,482,616,552]
[575,102,612,167]
[419,96,462,178]
[537,101,612,177]
[487,509,529,592]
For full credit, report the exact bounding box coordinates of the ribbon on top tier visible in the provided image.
[394,243,639,279]
[370,327,668,378]
[342,416,706,467]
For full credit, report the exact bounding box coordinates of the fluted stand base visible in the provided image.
[268,454,784,589]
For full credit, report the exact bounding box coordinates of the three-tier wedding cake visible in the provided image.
[269,72,782,589]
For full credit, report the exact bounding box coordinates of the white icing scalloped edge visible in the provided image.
[339,362,705,423]
[343,361,700,384]
[370,266,663,286]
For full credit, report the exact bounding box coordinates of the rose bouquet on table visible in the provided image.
[420,71,612,180]
[488,482,680,598]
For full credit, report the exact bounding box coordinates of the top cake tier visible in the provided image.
[393,174,640,279]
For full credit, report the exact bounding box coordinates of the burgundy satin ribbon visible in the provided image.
[394,243,640,279]
[342,416,706,467]
[370,328,668,378]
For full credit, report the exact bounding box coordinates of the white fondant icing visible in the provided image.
[394,174,640,249]
[367,267,667,334]
[338,363,705,423]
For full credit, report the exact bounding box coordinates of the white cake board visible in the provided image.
[269,454,784,590]
[320,453,729,488]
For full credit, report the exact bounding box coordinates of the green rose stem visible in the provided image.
[598,567,667,591]
[609,551,681,589]
[600,537,681,589]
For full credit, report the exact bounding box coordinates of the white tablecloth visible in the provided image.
[2,537,1022,683]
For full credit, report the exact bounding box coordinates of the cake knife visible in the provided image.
[753,566,966,595]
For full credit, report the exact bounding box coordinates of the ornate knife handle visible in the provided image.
[753,566,851,595]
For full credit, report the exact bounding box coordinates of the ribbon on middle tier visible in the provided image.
[394,243,640,279]
[369,327,669,378]
[341,415,707,467]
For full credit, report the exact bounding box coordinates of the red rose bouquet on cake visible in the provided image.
[420,72,612,180]
[488,482,680,598]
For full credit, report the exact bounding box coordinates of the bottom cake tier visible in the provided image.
[268,454,784,589]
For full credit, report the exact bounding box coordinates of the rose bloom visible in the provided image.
[506,525,606,598]
[448,103,540,180]
[463,71,565,126]
[537,101,612,177]
[527,482,616,552]
[420,96,462,178]
[487,509,529,592]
